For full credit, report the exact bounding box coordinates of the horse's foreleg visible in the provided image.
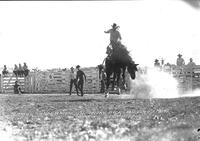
[122,68,127,90]
[112,73,116,91]
[106,76,110,90]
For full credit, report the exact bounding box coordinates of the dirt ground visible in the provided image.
[0,93,200,141]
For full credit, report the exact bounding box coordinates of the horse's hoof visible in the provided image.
[105,92,109,98]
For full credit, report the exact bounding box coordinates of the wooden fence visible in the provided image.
[0,67,101,94]
[1,65,200,94]
[1,74,26,93]
[165,65,200,93]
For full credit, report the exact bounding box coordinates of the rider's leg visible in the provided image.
[69,79,73,95]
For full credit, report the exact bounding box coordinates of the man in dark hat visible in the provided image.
[104,23,122,53]
[2,65,9,76]
[69,67,79,96]
[76,65,86,96]
[154,59,160,67]
[176,54,185,67]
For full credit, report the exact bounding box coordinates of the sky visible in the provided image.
[0,0,200,70]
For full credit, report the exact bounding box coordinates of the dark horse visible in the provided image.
[98,42,138,97]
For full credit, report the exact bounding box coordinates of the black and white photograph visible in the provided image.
[0,0,200,140]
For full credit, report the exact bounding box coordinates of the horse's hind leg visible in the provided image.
[116,73,121,95]
[122,68,127,90]
[105,76,110,98]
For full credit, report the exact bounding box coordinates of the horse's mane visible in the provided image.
[111,43,133,64]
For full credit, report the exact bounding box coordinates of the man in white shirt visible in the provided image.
[176,54,185,67]
[69,67,78,96]
[187,58,196,67]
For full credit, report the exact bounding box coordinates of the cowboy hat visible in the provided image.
[111,23,120,29]
[76,65,80,68]
[155,59,159,62]
[178,54,182,57]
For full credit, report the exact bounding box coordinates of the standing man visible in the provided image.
[69,67,79,96]
[176,54,185,67]
[76,65,86,96]
[187,58,196,67]
[187,58,196,73]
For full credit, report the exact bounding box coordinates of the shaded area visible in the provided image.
[0,94,200,140]
[68,99,102,102]
[182,0,200,9]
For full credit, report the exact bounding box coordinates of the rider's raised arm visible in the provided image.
[104,29,111,33]
[118,31,122,40]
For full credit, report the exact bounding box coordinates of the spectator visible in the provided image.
[176,54,185,67]
[13,64,19,77]
[23,62,29,77]
[164,63,172,72]
[14,81,22,94]
[187,58,196,68]
[161,59,165,66]
[2,65,9,76]
[18,63,23,77]
[154,59,160,67]
[69,67,79,96]
[76,65,86,96]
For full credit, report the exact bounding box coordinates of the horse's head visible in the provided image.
[127,61,139,79]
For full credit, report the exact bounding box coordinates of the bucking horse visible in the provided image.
[98,42,138,97]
